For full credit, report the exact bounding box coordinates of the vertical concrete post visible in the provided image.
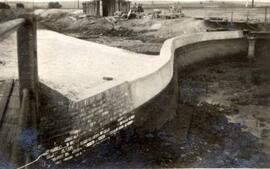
[100,0,103,16]
[17,14,39,125]
[248,37,256,59]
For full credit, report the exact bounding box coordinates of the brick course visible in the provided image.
[40,82,135,164]
[38,31,248,165]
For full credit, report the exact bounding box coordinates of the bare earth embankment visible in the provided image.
[35,9,208,55]
[31,9,270,169]
[57,56,270,169]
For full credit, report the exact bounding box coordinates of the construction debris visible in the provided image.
[152,3,184,19]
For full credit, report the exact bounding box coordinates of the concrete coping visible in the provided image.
[76,31,245,109]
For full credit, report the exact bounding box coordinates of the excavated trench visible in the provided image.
[1,12,270,168]
[35,15,270,169]
[39,40,270,168]
[1,31,268,168]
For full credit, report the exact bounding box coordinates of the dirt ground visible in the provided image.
[35,8,270,55]
[35,9,208,55]
[42,56,269,169]
[31,9,270,168]
[2,8,270,168]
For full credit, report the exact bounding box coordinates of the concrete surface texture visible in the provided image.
[0,28,252,166]
[0,29,245,105]
[39,30,250,166]
[130,30,245,108]
[0,30,165,101]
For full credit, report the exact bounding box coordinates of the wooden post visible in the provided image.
[265,7,268,25]
[231,7,234,24]
[116,0,119,11]
[247,9,250,22]
[17,14,39,126]
[10,89,30,168]
[15,14,39,169]
[100,0,103,16]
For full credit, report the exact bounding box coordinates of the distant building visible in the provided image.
[82,0,131,17]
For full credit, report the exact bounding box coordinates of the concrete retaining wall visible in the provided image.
[40,31,248,164]
[130,31,247,109]
[132,31,248,133]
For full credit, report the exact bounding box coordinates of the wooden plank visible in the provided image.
[0,18,25,38]
[0,81,22,166]
[0,80,14,127]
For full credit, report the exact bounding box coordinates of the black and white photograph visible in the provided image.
[0,0,270,168]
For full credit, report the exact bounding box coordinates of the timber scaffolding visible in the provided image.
[82,0,131,17]
[0,15,39,168]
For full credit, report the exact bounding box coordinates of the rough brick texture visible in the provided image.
[38,32,248,165]
[39,82,135,164]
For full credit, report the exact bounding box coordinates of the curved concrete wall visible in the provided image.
[130,31,246,109]
[41,31,249,164]
[130,31,248,134]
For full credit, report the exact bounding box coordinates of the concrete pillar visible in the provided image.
[248,37,256,59]
[100,0,103,16]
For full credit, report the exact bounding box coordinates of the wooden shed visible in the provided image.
[82,0,131,17]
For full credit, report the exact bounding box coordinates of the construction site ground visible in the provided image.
[56,53,270,169]
[35,7,270,55]
[35,9,208,55]
[1,8,270,168]
[32,9,270,168]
